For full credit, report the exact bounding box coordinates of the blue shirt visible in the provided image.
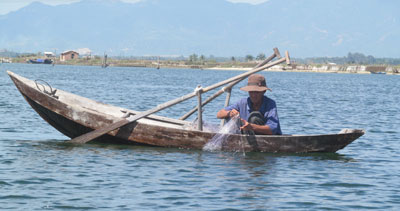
[225,96,282,135]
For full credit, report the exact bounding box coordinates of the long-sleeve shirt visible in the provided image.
[225,96,282,135]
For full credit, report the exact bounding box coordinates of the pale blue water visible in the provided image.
[1,63,399,210]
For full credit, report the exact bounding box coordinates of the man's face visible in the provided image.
[249,91,265,105]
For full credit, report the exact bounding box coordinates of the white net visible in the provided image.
[203,115,241,151]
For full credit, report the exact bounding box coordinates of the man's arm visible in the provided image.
[240,119,273,135]
[217,109,239,119]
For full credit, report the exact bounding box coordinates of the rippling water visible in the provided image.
[1,63,399,210]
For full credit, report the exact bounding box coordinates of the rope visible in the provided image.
[34,79,58,99]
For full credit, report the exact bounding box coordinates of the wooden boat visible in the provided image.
[7,71,364,153]
[370,71,386,75]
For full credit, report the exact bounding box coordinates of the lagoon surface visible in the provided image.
[1,63,399,210]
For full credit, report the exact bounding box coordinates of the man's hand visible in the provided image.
[240,119,274,135]
[240,119,253,131]
[217,108,240,119]
[228,109,239,118]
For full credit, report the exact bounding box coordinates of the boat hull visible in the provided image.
[8,71,365,153]
[28,59,53,64]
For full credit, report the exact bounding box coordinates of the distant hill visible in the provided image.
[0,0,399,57]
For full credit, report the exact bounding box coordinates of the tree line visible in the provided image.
[296,52,400,65]
[2,49,400,65]
[188,52,400,65]
[188,53,267,63]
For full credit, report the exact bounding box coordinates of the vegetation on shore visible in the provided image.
[5,53,262,69]
[298,52,400,65]
[1,50,399,74]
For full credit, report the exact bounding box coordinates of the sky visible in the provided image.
[0,0,269,15]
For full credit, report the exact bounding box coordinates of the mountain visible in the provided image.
[0,0,399,57]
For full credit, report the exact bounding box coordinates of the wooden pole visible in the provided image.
[285,51,291,65]
[254,48,280,68]
[220,87,232,127]
[196,86,203,131]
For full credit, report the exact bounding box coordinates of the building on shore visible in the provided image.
[60,50,79,61]
[1,57,12,63]
[44,52,55,58]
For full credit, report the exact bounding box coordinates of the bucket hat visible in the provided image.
[240,74,272,92]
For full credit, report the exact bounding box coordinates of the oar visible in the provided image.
[68,52,289,144]
[179,48,281,120]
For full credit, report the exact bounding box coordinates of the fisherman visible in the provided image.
[216,74,282,135]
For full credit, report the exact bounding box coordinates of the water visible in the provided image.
[1,63,399,210]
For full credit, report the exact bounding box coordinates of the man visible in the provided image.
[217,74,282,135]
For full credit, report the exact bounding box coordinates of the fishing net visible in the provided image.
[184,119,220,133]
[203,115,241,151]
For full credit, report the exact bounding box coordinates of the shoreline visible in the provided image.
[205,67,398,75]
[2,60,399,75]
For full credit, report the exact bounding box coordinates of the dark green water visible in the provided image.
[1,63,399,210]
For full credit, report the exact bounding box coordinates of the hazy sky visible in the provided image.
[0,0,269,15]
